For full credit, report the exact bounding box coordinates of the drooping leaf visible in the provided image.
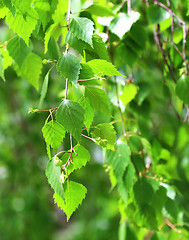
[107,141,131,183]
[109,12,140,39]
[48,36,60,60]
[20,53,42,90]
[0,48,12,70]
[91,123,116,150]
[6,8,38,45]
[65,31,87,55]
[134,177,159,208]
[0,51,5,81]
[70,17,94,47]
[175,76,189,104]
[57,53,81,85]
[46,156,64,200]
[7,35,31,67]
[92,34,110,61]
[120,83,138,106]
[34,0,51,29]
[85,86,110,115]
[85,4,115,17]
[79,97,94,131]
[54,181,87,221]
[38,71,50,109]
[56,100,85,141]
[87,59,124,77]
[44,23,58,53]
[42,120,66,150]
[61,145,90,174]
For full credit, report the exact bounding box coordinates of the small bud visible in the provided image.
[54,156,63,167]
[28,108,39,114]
[59,172,65,183]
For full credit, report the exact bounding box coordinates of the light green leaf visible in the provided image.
[0,6,9,18]
[61,145,90,174]
[70,17,94,46]
[57,53,81,85]
[7,35,31,67]
[12,0,32,14]
[85,4,115,17]
[0,51,5,81]
[85,86,110,115]
[107,141,131,183]
[87,59,124,77]
[6,8,38,45]
[120,83,138,105]
[46,156,64,200]
[20,53,42,90]
[109,12,140,39]
[42,120,66,150]
[79,97,94,131]
[2,0,16,16]
[91,123,116,150]
[1,48,12,70]
[175,76,189,104]
[140,137,153,160]
[79,63,100,86]
[56,100,85,141]
[54,181,87,221]
[44,23,58,53]
[39,71,50,109]
[34,0,51,29]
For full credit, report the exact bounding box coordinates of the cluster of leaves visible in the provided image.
[1,0,189,239]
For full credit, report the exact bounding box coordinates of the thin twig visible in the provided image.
[127,0,131,14]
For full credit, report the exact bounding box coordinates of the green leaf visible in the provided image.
[0,48,12,70]
[46,156,64,199]
[109,12,140,39]
[107,141,131,183]
[147,5,169,25]
[57,53,81,85]
[92,34,110,61]
[6,8,38,45]
[42,120,66,150]
[44,23,58,53]
[12,0,32,14]
[91,123,116,150]
[7,35,31,67]
[85,4,115,17]
[85,86,110,115]
[34,0,51,29]
[53,181,87,221]
[38,71,50,109]
[0,51,5,81]
[87,59,124,77]
[175,76,189,104]
[65,31,87,55]
[120,83,138,105]
[61,145,90,174]
[134,177,159,208]
[70,17,94,46]
[48,36,60,60]
[2,0,16,16]
[79,97,94,131]
[20,53,42,90]
[79,63,100,86]
[56,100,85,141]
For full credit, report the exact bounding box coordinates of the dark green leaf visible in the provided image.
[147,5,169,25]
[56,100,85,141]
[175,76,189,104]
[57,53,81,85]
[38,71,50,109]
